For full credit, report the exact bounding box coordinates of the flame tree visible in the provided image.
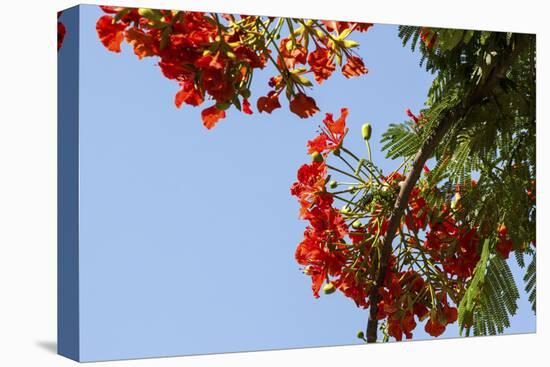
[94,6,536,343]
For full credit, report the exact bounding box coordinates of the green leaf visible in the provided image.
[458,238,491,335]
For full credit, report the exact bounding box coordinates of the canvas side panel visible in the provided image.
[57,5,80,362]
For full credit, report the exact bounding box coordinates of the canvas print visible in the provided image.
[57,4,536,362]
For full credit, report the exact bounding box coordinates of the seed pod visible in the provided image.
[361,123,372,140]
[323,283,336,294]
[311,151,323,163]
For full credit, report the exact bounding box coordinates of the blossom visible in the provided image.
[290,161,327,216]
[308,47,335,84]
[257,91,282,113]
[278,38,308,69]
[496,225,513,259]
[307,108,349,154]
[289,93,320,119]
[175,82,204,107]
[96,15,127,53]
[342,56,368,78]
[425,317,446,337]
[201,105,226,129]
[125,28,158,59]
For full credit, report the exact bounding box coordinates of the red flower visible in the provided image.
[355,23,374,32]
[96,15,127,53]
[425,317,446,337]
[234,45,266,69]
[303,202,348,239]
[406,108,424,125]
[278,38,308,69]
[308,47,335,84]
[201,105,226,129]
[307,108,349,154]
[334,272,369,308]
[320,20,351,34]
[290,161,327,216]
[257,91,282,114]
[496,225,513,259]
[342,56,368,78]
[175,82,204,108]
[413,303,429,321]
[443,306,458,324]
[290,93,320,119]
[158,60,195,81]
[124,28,158,59]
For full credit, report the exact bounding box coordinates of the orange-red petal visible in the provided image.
[96,15,127,53]
[201,105,226,129]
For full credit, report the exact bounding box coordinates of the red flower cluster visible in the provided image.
[292,166,350,298]
[291,111,369,306]
[424,292,458,337]
[96,7,371,127]
[259,21,371,119]
[424,219,480,278]
[291,108,518,342]
[96,7,266,129]
[376,269,443,340]
[384,174,482,279]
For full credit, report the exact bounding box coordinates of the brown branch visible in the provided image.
[365,35,526,343]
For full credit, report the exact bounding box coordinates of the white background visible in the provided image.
[0,0,547,365]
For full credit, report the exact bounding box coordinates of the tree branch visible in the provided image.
[365,35,525,343]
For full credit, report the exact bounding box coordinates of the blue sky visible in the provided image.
[61,5,535,361]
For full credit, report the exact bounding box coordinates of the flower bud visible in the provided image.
[329,180,338,189]
[226,51,237,61]
[215,101,232,111]
[323,282,336,294]
[241,89,251,99]
[357,331,365,340]
[361,123,372,140]
[342,40,360,48]
[341,205,352,214]
[352,220,362,229]
[311,151,323,163]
